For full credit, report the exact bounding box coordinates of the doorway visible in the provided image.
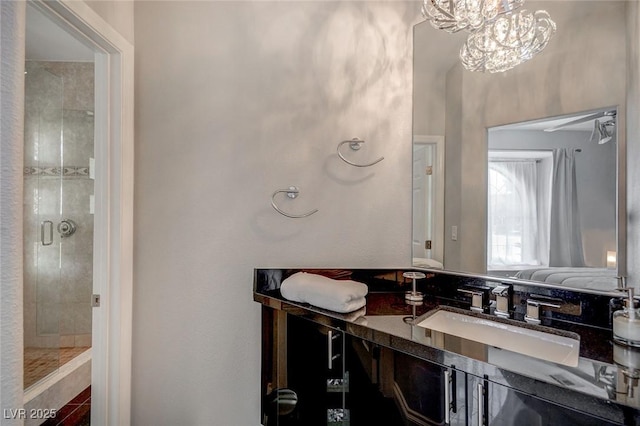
[14,1,134,424]
[412,135,445,266]
[23,4,96,392]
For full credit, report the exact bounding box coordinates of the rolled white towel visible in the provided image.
[280,272,368,313]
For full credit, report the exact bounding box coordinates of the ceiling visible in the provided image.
[492,111,616,132]
[26,4,94,62]
[414,20,467,75]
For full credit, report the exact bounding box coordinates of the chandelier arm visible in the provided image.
[429,0,456,21]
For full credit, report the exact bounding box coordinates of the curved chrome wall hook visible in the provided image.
[337,138,384,168]
[271,186,319,219]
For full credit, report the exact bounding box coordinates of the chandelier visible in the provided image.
[422,0,524,33]
[459,10,556,73]
[421,0,556,73]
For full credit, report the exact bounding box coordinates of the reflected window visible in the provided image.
[488,157,551,269]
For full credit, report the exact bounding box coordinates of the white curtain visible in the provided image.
[487,161,539,267]
[549,148,585,266]
[536,156,553,266]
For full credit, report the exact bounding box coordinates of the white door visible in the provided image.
[413,136,445,265]
[412,144,431,259]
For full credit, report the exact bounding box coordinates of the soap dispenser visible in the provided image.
[613,287,640,347]
[613,341,640,406]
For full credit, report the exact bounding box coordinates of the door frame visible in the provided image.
[413,135,445,264]
[28,1,134,424]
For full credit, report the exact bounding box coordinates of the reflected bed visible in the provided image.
[514,267,619,291]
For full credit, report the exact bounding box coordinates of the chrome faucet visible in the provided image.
[524,294,581,324]
[458,287,489,313]
[492,284,512,319]
[524,297,562,325]
[594,364,618,400]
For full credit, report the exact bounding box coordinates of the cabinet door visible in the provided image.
[466,374,624,426]
[286,319,408,425]
[392,351,466,425]
[286,315,349,426]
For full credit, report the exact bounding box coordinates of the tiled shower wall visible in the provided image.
[23,61,94,349]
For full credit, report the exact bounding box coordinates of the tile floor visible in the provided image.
[42,386,91,426]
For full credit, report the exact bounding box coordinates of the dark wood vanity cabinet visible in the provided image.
[465,374,623,425]
[392,351,466,425]
[285,314,349,425]
[261,307,625,426]
[262,309,463,426]
[264,313,407,426]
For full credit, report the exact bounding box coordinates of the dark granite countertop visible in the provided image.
[254,268,640,424]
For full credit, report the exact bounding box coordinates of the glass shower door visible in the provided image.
[23,64,64,388]
[23,61,95,389]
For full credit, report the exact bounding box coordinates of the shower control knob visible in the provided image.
[57,219,77,238]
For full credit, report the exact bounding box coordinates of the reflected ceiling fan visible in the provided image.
[543,110,617,144]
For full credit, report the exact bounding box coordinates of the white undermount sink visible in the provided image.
[414,308,580,367]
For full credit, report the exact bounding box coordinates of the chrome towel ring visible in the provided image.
[271,186,318,219]
[337,138,384,168]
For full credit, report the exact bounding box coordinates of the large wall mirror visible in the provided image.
[412,0,629,293]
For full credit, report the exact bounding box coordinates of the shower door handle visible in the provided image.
[41,220,53,246]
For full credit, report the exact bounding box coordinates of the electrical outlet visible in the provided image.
[451,226,458,241]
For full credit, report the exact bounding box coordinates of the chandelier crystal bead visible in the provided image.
[422,0,525,33]
[459,9,556,73]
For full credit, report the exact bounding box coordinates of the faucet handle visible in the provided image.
[458,287,489,313]
[492,284,510,297]
[492,284,512,318]
[525,297,562,324]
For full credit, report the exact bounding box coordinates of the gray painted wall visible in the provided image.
[85,0,134,45]
[132,2,417,424]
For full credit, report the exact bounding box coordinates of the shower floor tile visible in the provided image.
[24,346,90,389]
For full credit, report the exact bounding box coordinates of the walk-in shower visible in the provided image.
[23,60,95,390]
[23,59,95,390]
